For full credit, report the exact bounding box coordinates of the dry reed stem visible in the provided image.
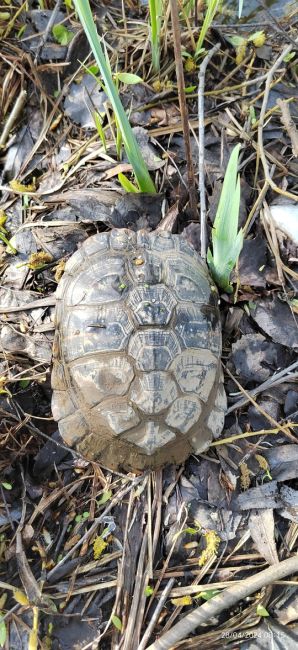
[169,0,197,220]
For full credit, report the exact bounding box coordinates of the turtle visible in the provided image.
[51,228,226,472]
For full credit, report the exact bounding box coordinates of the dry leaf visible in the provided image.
[249,509,279,564]
[171,596,193,606]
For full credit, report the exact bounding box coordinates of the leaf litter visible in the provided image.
[0,1,298,648]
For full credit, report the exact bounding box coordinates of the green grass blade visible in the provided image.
[73,0,156,193]
[208,144,243,292]
[196,0,220,55]
[118,173,139,193]
[149,0,162,73]
[93,111,107,152]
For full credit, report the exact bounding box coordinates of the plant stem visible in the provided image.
[169,0,197,220]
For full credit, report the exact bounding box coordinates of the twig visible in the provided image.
[34,0,63,64]
[198,43,221,258]
[138,578,175,650]
[277,98,298,157]
[0,91,27,149]
[0,296,56,314]
[224,365,296,442]
[227,360,298,414]
[169,0,197,220]
[46,474,145,581]
[146,555,298,649]
[258,38,298,202]
[122,522,149,650]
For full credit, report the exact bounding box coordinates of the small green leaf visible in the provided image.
[52,24,74,46]
[144,585,154,597]
[92,111,106,145]
[184,527,199,535]
[196,589,220,601]
[1,232,17,254]
[227,35,246,48]
[97,490,112,506]
[115,72,144,85]
[87,64,99,75]
[256,604,269,617]
[118,173,139,193]
[74,511,89,523]
[249,105,257,126]
[111,615,122,631]
[284,52,295,63]
[1,482,12,490]
[0,617,7,647]
[20,379,30,389]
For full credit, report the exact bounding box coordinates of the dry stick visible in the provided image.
[0,296,56,314]
[138,578,175,650]
[34,0,63,64]
[0,90,27,149]
[169,0,197,220]
[122,523,149,650]
[46,474,145,581]
[132,475,163,646]
[146,555,298,650]
[258,37,298,203]
[198,43,221,259]
[224,366,296,442]
[227,359,298,414]
[277,98,298,157]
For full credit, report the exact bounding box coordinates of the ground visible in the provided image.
[0,1,298,649]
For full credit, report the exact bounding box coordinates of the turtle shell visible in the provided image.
[51,229,226,471]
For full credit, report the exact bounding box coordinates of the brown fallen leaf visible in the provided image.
[249,509,279,565]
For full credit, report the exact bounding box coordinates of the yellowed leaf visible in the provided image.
[28,629,38,650]
[13,589,29,606]
[198,530,220,567]
[236,42,247,65]
[26,252,52,270]
[171,596,193,606]
[9,180,35,192]
[54,259,65,282]
[0,592,7,609]
[93,536,108,560]
[255,454,269,471]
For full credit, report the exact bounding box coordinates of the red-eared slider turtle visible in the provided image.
[51,229,226,471]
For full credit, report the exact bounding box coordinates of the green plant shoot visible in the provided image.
[207,144,243,293]
[196,0,221,55]
[73,0,156,193]
[149,0,162,73]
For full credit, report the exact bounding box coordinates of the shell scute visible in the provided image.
[98,400,140,434]
[130,371,178,413]
[166,396,202,433]
[69,356,134,406]
[124,422,176,454]
[128,330,180,370]
[62,306,133,361]
[128,285,176,326]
